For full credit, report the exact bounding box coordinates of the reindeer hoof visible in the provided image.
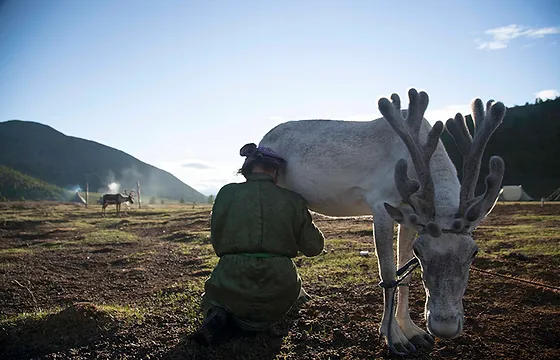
[388,341,416,356]
[410,333,435,349]
[380,321,417,356]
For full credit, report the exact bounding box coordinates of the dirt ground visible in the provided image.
[0,202,559,359]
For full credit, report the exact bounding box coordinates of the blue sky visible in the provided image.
[1,0,559,196]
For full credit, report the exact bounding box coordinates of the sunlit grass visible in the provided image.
[47,221,95,230]
[0,308,58,324]
[476,223,559,256]
[147,283,205,333]
[96,304,145,323]
[122,250,157,263]
[0,247,33,255]
[0,303,143,329]
[296,238,379,285]
[82,229,138,245]
[178,241,218,269]
[18,229,140,250]
[511,214,559,222]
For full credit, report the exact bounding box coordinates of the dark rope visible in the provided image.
[378,257,420,353]
[471,266,560,292]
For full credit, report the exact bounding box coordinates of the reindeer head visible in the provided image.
[379,89,505,339]
[127,190,135,204]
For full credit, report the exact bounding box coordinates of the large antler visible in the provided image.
[446,99,506,228]
[379,89,445,234]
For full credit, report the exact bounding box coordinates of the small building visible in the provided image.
[71,191,87,205]
[499,185,533,201]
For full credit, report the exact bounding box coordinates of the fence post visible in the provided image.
[85,182,89,208]
[137,181,141,209]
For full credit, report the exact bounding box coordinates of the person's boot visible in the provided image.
[191,307,229,346]
[265,324,285,338]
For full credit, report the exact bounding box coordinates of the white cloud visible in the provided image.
[181,160,215,170]
[476,24,560,50]
[477,41,507,50]
[159,158,241,196]
[535,89,560,100]
[526,27,560,38]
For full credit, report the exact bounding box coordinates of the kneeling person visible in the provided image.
[192,143,325,345]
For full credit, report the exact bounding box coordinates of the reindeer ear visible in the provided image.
[384,203,405,223]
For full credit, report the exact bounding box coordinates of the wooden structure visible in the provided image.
[137,181,142,208]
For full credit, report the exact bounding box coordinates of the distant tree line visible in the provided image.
[441,97,560,199]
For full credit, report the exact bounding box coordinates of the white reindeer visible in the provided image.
[257,89,505,355]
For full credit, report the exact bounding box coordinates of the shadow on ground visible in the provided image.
[0,302,119,359]
[163,331,286,360]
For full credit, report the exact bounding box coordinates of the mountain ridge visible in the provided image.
[0,120,207,203]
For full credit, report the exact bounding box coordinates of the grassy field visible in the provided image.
[0,201,559,359]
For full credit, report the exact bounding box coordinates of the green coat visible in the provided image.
[202,172,325,331]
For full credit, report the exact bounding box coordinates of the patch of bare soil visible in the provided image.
[0,203,559,359]
[0,236,204,317]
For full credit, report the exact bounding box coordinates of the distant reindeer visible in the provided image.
[101,190,134,217]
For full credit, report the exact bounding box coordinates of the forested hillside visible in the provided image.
[441,97,560,199]
[0,165,71,201]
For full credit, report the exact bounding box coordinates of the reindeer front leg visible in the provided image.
[372,207,416,355]
[396,224,435,348]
